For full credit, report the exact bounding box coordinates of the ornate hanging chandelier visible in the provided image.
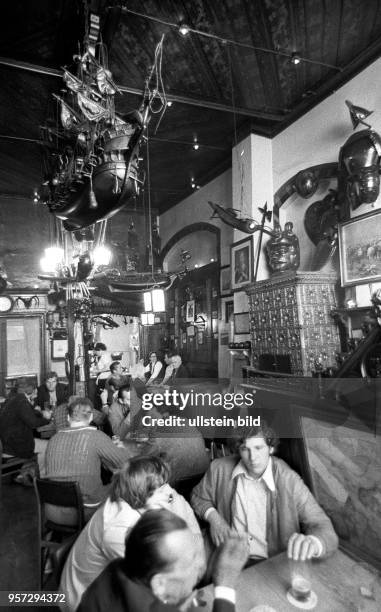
[40,9,166,232]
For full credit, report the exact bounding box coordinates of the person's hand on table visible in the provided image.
[207,509,233,547]
[213,533,248,589]
[287,532,319,561]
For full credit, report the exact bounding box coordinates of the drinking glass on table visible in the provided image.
[288,558,313,603]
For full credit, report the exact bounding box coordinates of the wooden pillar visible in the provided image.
[206,277,213,362]
[66,299,76,395]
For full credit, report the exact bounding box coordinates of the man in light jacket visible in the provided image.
[191,423,338,563]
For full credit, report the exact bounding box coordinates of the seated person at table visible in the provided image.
[158,350,174,386]
[107,385,131,440]
[144,351,163,385]
[51,395,105,432]
[35,371,69,409]
[45,397,135,520]
[60,455,201,612]
[100,361,129,408]
[160,351,189,386]
[0,378,52,481]
[78,508,248,612]
[138,401,210,483]
[191,423,338,562]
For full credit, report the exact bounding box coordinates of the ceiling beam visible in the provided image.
[0,56,285,122]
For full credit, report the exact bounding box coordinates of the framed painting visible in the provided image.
[186,300,195,322]
[220,265,231,296]
[51,338,68,360]
[231,237,253,290]
[234,312,250,334]
[338,210,381,286]
[221,296,234,323]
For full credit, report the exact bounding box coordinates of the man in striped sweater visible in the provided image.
[45,397,137,520]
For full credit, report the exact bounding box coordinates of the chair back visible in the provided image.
[33,478,85,589]
[33,477,85,533]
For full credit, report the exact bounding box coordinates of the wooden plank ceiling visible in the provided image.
[1,0,381,214]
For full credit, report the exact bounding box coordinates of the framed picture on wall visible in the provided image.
[338,209,381,286]
[187,325,195,337]
[231,237,253,290]
[234,312,250,334]
[220,265,231,296]
[225,299,234,323]
[186,300,195,322]
[197,331,204,344]
[51,338,68,360]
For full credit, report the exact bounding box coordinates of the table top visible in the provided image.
[200,550,381,612]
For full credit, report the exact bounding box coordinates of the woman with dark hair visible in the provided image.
[59,455,201,612]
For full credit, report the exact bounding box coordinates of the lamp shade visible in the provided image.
[143,292,152,312]
[141,312,155,325]
[152,289,165,312]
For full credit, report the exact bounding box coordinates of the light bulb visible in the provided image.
[179,24,190,36]
[45,247,64,266]
[291,53,301,65]
[40,257,56,273]
[93,245,112,266]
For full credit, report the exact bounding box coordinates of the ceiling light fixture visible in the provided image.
[118,7,343,72]
[143,288,165,312]
[291,53,301,65]
[141,312,155,325]
[167,100,173,107]
[193,140,199,150]
[179,23,190,36]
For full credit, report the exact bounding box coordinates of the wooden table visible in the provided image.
[200,551,381,611]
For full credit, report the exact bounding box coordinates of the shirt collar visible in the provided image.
[232,457,275,492]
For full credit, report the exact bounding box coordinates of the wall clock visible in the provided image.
[0,295,14,312]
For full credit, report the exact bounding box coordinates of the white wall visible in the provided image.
[273,57,381,192]
[160,169,233,266]
[273,56,381,304]
[160,57,381,376]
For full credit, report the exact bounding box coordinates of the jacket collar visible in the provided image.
[231,457,276,492]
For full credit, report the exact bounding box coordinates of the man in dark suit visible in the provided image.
[78,509,247,611]
[36,371,69,409]
[0,378,52,482]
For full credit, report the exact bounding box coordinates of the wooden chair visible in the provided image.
[33,477,85,589]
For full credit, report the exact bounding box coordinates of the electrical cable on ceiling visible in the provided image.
[114,5,343,72]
